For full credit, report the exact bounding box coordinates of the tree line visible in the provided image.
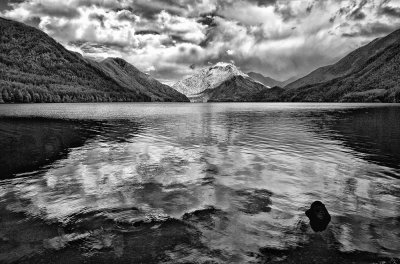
[0,81,152,103]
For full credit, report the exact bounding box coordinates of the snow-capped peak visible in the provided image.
[172,62,249,98]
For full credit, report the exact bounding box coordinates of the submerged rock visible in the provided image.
[305,201,331,232]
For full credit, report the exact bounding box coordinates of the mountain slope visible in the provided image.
[281,76,298,87]
[247,72,298,88]
[247,72,279,87]
[285,29,400,90]
[281,28,400,102]
[246,86,285,102]
[173,63,248,102]
[0,17,188,103]
[173,63,275,102]
[206,75,271,102]
[97,58,189,102]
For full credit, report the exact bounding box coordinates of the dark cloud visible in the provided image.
[350,10,366,20]
[74,0,124,9]
[116,9,137,21]
[342,22,398,37]
[378,6,400,18]
[125,0,187,19]
[274,4,295,21]
[68,40,87,47]
[306,5,314,13]
[89,13,106,27]
[31,2,81,19]
[338,7,350,16]
[170,34,195,44]
[197,13,218,27]
[135,30,160,35]
[0,0,24,11]
[24,16,41,27]
[41,21,78,41]
[77,42,127,53]
[348,0,368,20]
[246,0,278,7]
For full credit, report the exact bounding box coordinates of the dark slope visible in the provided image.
[282,29,400,102]
[206,75,273,102]
[0,17,188,103]
[281,76,298,87]
[247,86,285,102]
[285,29,400,90]
[97,58,189,102]
[247,72,282,87]
[247,72,297,89]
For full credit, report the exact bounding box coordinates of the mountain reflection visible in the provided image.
[0,103,399,263]
[323,107,400,171]
[0,118,143,179]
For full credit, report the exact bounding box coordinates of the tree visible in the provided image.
[14,89,23,102]
[22,91,31,103]
[2,89,10,102]
[33,92,40,102]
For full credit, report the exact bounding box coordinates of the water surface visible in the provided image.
[0,103,399,263]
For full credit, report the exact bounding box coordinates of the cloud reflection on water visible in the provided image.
[0,103,399,263]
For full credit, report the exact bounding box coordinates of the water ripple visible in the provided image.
[0,103,399,263]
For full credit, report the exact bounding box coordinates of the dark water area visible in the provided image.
[0,103,399,263]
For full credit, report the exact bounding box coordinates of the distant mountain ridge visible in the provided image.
[247,72,298,88]
[247,72,277,87]
[0,17,189,103]
[173,63,283,102]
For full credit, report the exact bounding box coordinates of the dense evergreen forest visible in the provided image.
[0,17,188,103]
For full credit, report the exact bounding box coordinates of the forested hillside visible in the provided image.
[284,29,400,90]
[0,17,188,103]
[97,58,189,102]
[206,75,271,102]
[247,72,281,87]
[281,28,400,102]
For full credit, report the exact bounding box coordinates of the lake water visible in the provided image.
[0,103,399,263]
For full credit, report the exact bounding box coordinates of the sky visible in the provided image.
[1,0,400,85]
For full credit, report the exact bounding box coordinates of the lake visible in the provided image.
[0,103,399,263]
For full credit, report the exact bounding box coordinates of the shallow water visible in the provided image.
[0,103,399,263]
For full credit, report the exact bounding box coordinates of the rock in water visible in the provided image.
[305,201,331,232]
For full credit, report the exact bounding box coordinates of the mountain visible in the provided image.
[284,29,400,90]
[282,28,400,102]
[207,75,272,102]
[247,72,280,87]
[173,63,272,102]
[247,72,298,88]
[281,76,298,87]
[96,58,188,102]
[0,17,189,103]
[173,62,246,101]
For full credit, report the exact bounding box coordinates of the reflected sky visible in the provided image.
[0,103,399,263]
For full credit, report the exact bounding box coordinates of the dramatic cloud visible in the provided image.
[1,0,400,83]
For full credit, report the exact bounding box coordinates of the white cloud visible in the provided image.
[1,0,400,82]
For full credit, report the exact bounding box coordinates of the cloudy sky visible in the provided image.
[1,0,400,84]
